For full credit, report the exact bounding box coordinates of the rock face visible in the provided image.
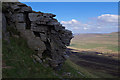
[2,2,73,69]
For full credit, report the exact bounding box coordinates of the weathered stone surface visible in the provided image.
[43,13,56,18]
[20,30,35,40]
[29,13,42,21]
[59,30,73,46]
[51,30,56,34]
[36,21,46,25]
[37,51,43,58]
[16,23,26,30]
[2,13,7,37]
[27,37,46,51]
[13,13,25,22]
[47,21,61,26]
[2,2,73,70]
[54,25,62,31]
[31,24,47,33]
[11,5,20,11]
[16,2,27,6]
[40,33,47,41]
[20,6,32,12]
[38,17,51,22]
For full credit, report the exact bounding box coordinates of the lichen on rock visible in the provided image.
[2,2,73,70]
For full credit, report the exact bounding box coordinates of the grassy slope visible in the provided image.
[62,59,98,78]
[2,31,119,78]
[3,37,57,78]
[2,36,86,78]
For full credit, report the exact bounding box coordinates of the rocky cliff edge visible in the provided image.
[2,2,73,70]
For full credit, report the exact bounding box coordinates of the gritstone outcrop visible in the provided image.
[2,2,73,70]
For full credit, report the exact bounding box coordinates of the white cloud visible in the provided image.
[61,19,79,24]
[97,14,118,23]
[60,14,118,33]
[71,19,78,23]
[83,27,89,30]
[61,19,89,31]
[97,14,118,27]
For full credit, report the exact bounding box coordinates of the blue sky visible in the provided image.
[21,2,118,34]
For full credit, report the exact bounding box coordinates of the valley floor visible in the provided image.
[67,48,120,78]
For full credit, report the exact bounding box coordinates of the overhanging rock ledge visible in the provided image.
[2,2,73,70]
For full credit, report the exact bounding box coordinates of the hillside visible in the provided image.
[67,32,120,78]
[2,35,85,78]
[2,1,120,79]
[2,2,86,78]
[67,48,120,78]
[69,32,119,59]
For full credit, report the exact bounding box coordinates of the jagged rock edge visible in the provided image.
[2,2,73,70]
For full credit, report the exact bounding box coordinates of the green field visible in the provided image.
[69,32,119,55]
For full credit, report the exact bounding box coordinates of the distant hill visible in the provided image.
[69,32,119,54]
[67,32,120,78]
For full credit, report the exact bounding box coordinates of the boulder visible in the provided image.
[20,30,35,40]
[27,37,46,51]
[16,23,26,31]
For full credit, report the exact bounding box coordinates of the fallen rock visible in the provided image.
[33,55,42,63]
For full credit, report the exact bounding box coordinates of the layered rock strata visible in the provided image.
[2,2,73,69]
